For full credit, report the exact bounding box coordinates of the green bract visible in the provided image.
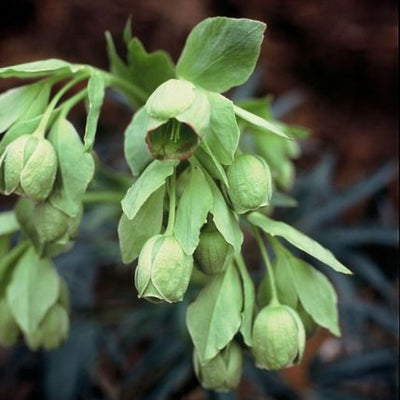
[194,229,233,275]
[0,298,20,346]
[226,154,272,214]
[193,341,243,392]
[25,303,69,350]
[252,304,305,370]
[135,234,193,303]
[0,134,57,201]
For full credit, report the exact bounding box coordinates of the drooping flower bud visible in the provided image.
[252,304,305,370]
[25,304,69,351]
[226,154,272,214]
[193,341,243,392]
[0,298,20,346]
[194,229,233,275]
[135,234,193,303]
[15,198,83,258]
[0,134,57,201]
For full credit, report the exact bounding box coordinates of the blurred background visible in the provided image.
[0,1,398,399]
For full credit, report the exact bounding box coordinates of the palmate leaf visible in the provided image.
[248,212,351,274]
[177,17,266,93]
[186,263,243,364]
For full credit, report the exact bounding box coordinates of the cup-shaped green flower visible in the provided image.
[194,229,233,275]
[252,304,305,370]
[15,198,83,258]
[135,234,193,303]
[0,134,57,201]
[141,79,210,161]
[226,154,272,214]
[25,304,69,351]
[0,298,20,346]
[193,342,243,392]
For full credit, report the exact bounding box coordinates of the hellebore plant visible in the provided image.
[0,17,351,392]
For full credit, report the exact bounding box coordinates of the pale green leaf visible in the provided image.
[48,118,95,217]
[174,166,213,254]
[204,171,243,253]
[124,107,153,176]
[203,93,240,165]
[186,264,243,364]
[121,160,178,220]
[118,186,165,264]
[234,105,290,139]
[126,37,175,96]
[273,241,340,336]
[6,247,60,334]
[0,84,43,133]
[0,115,41,155]
[235,257,255,347]
[0,211,19,236]
[177,17,266,93]
[248,212,352,274]
[84,71,105,151]
[194,143,229,187]
[0,59,86,78]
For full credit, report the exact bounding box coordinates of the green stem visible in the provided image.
[33,73,89,138]
[58,88,88,119]
[253,226,279,305]
[83,191,123,204]
[95,69,148,108]
[165,170,177,236]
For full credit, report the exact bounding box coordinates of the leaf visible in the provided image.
[22,83,51,121]
[186,264,243,364]
[194,143,229,187]
[48,118,95,217]
[124,108,153,176]
[0,115,41,155]
[0,83,44,133]
[177,17,266,93]
[6,246,60,334]
[248,212,352,274]
[272,241,340,336]
[0,59,86,79]
[126,37,175,97]
[235,257,255,347]
[234,105,290,139]
[121,160,178,220]
[84,71,105,151]
[204,171,243,253]
[203,93,240,165]
[0,211,19,236]
[174,166,213,254]
[118,186,165,264]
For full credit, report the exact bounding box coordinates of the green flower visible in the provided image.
[194,229,233,275]
[193,341,243,392]
[226,154,272,214]
[0,134,57,201]
[252,304,305,370]
[135,234,193,303]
